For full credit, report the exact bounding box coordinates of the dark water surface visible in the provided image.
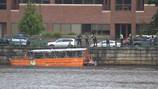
[0,66,158,89]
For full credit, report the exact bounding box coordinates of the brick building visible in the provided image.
[0,0,158,39]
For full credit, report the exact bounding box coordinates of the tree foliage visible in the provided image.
[140,10,158,35]
[148,0,158,5]
[148,10,158,35]
[18,1,45,36]
[137,23,149,35]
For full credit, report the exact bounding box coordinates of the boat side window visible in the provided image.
[47,52,52,58]
[51,51,64,58]
[43,52,49,58]
[49,51,83,58]
[58,52,65,58]
[50,52,56,58]
[14,50,25,58]
[66,51,74,57]
[28,49,86,59]
[63,51,82,57]
[54,52,59,58]
[34,52,44,58]
[73,51,82,57]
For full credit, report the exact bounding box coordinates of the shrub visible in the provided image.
[30,38,48,47]
[67,32,76,35]
[53,32,61,38]
[41,31,61,38]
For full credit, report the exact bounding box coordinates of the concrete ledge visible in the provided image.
[144,4,156,6]
[90,47,158,65]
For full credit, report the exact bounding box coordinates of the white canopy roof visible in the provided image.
[30,48,87,53]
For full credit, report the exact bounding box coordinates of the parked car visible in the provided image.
[0,38,9,46]
[90,40,121,47]
[47,38,77,48]
[133,36,150,47]
[9,33,30,46]
[153,36,158,46]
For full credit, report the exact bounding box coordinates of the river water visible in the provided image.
[0,66,158,89]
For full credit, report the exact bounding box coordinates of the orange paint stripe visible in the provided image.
[10,58,84,67]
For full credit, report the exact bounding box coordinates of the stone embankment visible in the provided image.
[90,47,158,65]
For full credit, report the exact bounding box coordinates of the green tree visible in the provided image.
[149,10,158,35]
[18,1,45,36]
[137,22,149,35]
[148,0,158,5]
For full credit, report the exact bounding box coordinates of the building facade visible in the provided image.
[0,0,158,39]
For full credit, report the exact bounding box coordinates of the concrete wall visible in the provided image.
[90,47,158,65]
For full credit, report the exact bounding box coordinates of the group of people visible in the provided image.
[120,33,156,47]
[120,34,133,46]
[76,33,97,47]
[75,33,156,48]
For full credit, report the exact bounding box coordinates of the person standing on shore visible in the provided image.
[76,33,82,47]
[106,37,110,47]
[91,33,97,47]
[120,34,123,46]
[84,33,89,47]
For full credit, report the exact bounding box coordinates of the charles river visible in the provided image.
[0,66,158,89]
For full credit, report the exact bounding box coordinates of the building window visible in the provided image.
[83,0,93,4]
[55,0,103,4]
[11,23,19,35]
[71,24,81,34]
[73,0,82,4]
[115,24,131,39]
[61,24,71,33]
[136,24,142,35]
[18,0,50,4]
[55,0,62,4]
[82,24,91,33]
[136,0,144,11]
[116,0,131,11]
[91,24,110,35]
[82,24,110,35]
[63,0,72,4]
[95,0,103,4]
[53,24,71,34]
[42,0,50,3]
[11,0,20,9]
[53,24,109,35]
[0,0,6,9]
[136,24,149,35]
[103,0,110,10]
[53,24,61,32]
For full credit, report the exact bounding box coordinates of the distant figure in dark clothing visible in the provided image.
[150,35,154,46]
[91,34,97,47]
[106,38,110,47]
[76,34,82,47]
[84,33,89,47]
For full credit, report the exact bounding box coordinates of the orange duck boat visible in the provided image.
[10,48,94,67]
